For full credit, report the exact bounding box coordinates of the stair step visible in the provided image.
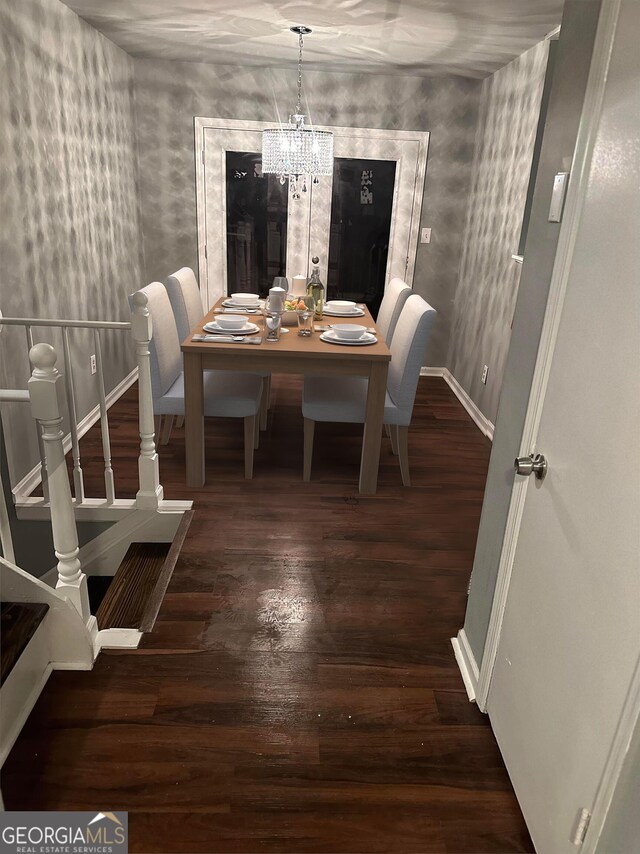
[95,543,169,630]
[95,509,193,632]
[0,602,49,686]
[87,576,114,616]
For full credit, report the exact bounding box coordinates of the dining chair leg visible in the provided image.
[175,415,185,429]
[389,424,399,455]
[396,425,411,487]
[303,418,315,482]
[384,425,391,438]
[259,376,270,430]
[244,415,255,479]
[160,415,174,445]
[254,412,260,450]
[154,415,161,442]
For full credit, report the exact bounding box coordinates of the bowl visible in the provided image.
[282,295,310,326]
[331,324,368,340]
[216,314,248,330]
[231,292,260,305]
[326,300,357,310]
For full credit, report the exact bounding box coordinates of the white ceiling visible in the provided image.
[63,0,564,78]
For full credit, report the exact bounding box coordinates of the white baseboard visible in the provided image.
[12,367,138,499]
[451,629,480,703]
[420,367,494,441]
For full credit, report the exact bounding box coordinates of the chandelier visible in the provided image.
[262,26,334,198]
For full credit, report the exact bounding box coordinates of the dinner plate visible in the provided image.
[204,321,260,335]
[222,298,261,310]
[322,307,365,317]
[320,330,377,346]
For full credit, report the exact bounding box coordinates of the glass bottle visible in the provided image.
[306,256,325,319]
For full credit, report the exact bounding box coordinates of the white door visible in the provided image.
[486,3,640,852]
[195,118,428,309]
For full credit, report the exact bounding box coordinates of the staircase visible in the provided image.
[0,603,49,686]
[0,304,193,767]
[92,510,193,646]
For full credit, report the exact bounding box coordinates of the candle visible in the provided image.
[292,275,308,297]
[267,286,286,312]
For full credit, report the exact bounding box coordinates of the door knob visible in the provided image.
[514,453,548,480]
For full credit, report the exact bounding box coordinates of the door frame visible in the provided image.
[194,117,429,308]
[470,0,640,849]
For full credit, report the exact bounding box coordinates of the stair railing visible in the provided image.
[27,343,91,621]
[130,291,163,508]
[0,301,163,517]
[0,389,29,564]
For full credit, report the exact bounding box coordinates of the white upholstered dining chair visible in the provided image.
[302,294,437,486]
[165,267,271,430]
[376,277,412,344]
[130,282,263,478]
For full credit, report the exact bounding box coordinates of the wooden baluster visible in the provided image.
[28,344,90,621]
[61,328,85,503]
[130,291,163,507]
[24,325,50,503]
[93,330,115,503]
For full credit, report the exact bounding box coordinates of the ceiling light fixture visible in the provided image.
[262,26,334,198]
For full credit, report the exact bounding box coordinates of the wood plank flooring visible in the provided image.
[2,376,533,853]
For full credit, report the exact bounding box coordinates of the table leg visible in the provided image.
[184,351,205,487]
[359,360,389,494]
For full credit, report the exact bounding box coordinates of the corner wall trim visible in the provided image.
[12,367,138,499]
[420,367,495,441]
[451,629,480,703]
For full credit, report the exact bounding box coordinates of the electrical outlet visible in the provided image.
[421,227,432,244]
[90,354,97,375]
[481,364,489,384]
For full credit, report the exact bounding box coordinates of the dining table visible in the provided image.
[181,298,391,494]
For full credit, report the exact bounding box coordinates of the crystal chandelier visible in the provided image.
[262,26,334,199]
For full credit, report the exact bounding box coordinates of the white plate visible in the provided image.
[204,321,260,335]
[222,298,261,310]
[320,330,377,346]
[322,308,365,317]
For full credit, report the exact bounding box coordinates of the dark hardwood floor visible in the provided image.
[2,376,533,853]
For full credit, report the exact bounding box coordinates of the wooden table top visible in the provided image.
[181,300,391,363]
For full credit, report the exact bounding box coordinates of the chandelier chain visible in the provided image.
[296,32,304,115]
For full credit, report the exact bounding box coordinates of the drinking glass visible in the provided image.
[297,296,315,337]
[265,309,283,341]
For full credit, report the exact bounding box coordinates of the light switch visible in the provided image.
[421,227,432,244]
[548,172,569,222]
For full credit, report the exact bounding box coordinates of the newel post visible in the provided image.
[131,291,163,507]
[28,344,91,621]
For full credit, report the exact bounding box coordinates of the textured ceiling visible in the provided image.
[62,0,563,78]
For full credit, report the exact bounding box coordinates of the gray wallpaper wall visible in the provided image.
[133,61,481,366]
[0,0,142,486]
[447,40,549,424]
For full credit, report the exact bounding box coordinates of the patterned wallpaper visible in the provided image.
[133,61,481,366]
[447,39,549,424]
[0,0,142,485]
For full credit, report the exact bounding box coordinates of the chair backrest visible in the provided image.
[376,278,412,344]
[387,294,437,422]
[129,282,181,401]
[165,267,205,343]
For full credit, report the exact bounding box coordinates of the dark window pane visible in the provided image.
[327,158,396,315]
[225,152,288,296]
